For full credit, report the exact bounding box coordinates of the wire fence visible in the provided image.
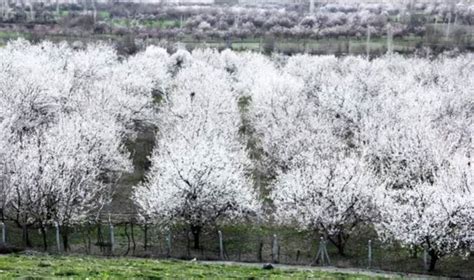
[0,219,473,278]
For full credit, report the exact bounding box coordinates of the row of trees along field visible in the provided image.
[0,1,472,49]
[0,40,472,272]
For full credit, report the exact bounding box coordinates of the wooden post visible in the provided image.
[109,223,115,255]
[312,237,330,266]
[319,237,325,265]
[0,222,5,244]
[368,240,372,268]
[366,26,371,59]
[387,24,393,54]
[55,222,61,253]
[348,39,352,55]
[272,234,279,263]
[311,237,323,265]
[218,230,224,260]
[322,238,331,265]
[446,13,452,39]
[166,231,172,258]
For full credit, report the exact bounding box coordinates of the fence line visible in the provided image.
[0,220,471,277]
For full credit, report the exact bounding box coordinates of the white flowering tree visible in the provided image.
[365,54,474,271]
[0,39,472,265]
[271,153,376,256]
[0,40,157,249]
[370,116,472,271]
[375,159,473,271]
[3,113,131,250]
[133,60,259,249]
[242,54,376,256]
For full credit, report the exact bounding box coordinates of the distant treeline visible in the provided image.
[0,1,472,47]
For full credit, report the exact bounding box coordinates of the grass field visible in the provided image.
[1,221,472,278]
[0,255,388,279]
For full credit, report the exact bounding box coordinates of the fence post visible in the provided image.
[54,222,61,253]
[311,237,322,266]
[166,231,172,258]
[0,222,5,244]
[368,240,372,268]
[272,234,279,263]
[312,237,330,266]
[109,223,115,255]
[218,230,224,260]
[322,238,331,265]
[320,237,325,265]
[366,26,371,59]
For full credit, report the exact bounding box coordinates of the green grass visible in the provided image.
[98,11,111,19]
[0,31,26,39]
[59,10,69,17]
[0,255,384,279]
[158,19,180,29]
[2,222,472,278]
[107,18,180,29]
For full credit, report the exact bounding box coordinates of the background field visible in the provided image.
[0,29,472,57]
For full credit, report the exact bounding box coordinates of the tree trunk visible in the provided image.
[87,224,91,253]
[82,224,91,254]
[335,243,345,256]
[97,223,104,253]
[22,225,32,248]
[328,232,347,256]
[130,222,136,254]
[191,225,201,250]
[61,226,69,252]
[257,240,263,262]
[186,230,191,257]
[40,225,48,251]
[124,224,131,256]
[428,250,439,272]
[143,223,148,251]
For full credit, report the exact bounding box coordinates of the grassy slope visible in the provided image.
[0,255,387,279]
